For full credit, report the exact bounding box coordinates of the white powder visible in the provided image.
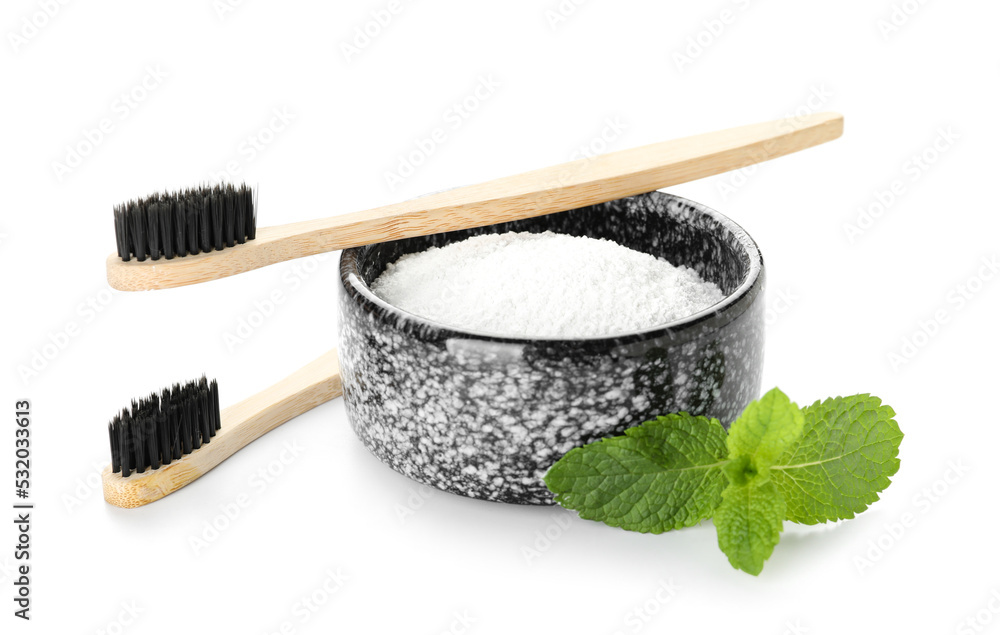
[370,231,725,338]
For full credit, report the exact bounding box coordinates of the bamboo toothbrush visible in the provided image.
[102,349,341,508]
[106,112,843,292]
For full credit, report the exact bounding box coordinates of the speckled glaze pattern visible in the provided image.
[338,192,765,505]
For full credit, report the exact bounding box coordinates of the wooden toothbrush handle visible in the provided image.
[102,348,342,509]
[106,112,843,291]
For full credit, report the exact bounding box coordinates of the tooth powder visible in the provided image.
[371,231,725,338]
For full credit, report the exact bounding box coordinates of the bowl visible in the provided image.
[338,191,765,505]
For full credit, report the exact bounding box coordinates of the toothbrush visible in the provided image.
[102,349,341,508]
[106,112,844,292]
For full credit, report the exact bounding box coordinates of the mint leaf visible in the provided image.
[544,413,729,533]
[726,387,805,471]
[714,479,785,576]
[544,388,904,577]
[769,394,903,524]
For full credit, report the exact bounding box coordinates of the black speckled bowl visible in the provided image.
[338,191,765,505]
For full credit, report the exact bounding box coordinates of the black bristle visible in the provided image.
[172,200,187,258]
[128,203,148,262]
[181,399,194,455]
[234,193,246,244]
[114,209,130,261]
[119,418,131,478]
[147,414,162,470]
[109,419,121,473]
[112,184,256,262]
[190,395,202,451]
[223,192,236,248]
[246,188,257,240]
[186,200,201,256]
[210,380,221,434]
[197,194,211,254]
[146,206,161,261]
[168,405,183,461]
[132,418,147,474]
[106,376,222,475]
[209,190,224,251]
[158,409,171,468]
[159,203,175,260]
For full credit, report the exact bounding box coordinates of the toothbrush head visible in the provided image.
[113,183,256,262]
[108,376,221,476]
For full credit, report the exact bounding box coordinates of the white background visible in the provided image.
[2,1,998,633]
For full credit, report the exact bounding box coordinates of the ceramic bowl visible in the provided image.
[338,191,765,505]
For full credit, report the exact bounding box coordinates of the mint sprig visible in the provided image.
[543,388,903,575]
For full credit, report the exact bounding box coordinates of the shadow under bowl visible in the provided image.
[338,191,765,505]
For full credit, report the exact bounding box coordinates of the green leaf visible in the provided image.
[769,394,903,524]
[726,388,805,471]
[714,479,785,576]
[544,413,729,533]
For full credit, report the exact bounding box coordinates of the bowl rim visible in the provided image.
[339,191,763,347]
